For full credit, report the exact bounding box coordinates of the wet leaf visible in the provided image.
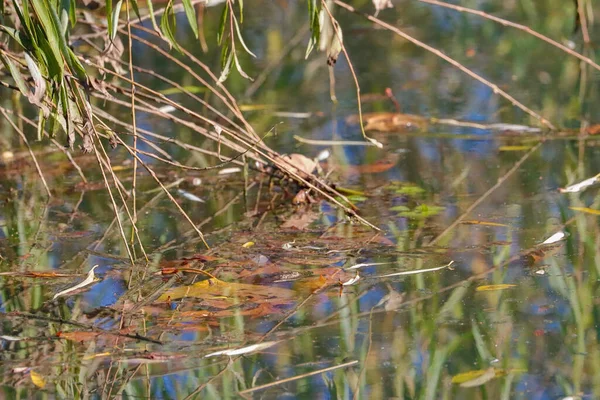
[177,189,204,203]
[282,154,318,175]
[348,112,427,132]
[559,174,600,193]
[281,211,319,230]
[53,265,99,300]
[570,207,600,216]
[30,370,46,388]
[541,231,567,245]
[498,145,533,151]
[453,368,496,387]
[461,220,508,227]
[341,271,360,286]
[476,284,517,292]
[242,241,255,248]
[159,278,296,305]
[205,341,278,358]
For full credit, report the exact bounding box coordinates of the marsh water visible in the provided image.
[2,0,600,399]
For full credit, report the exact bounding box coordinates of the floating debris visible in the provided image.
[559,174,600,193]
[541,231,567,245]
[204,341,279,358]
[177,189,205,203]
[218,167,242,175]
[376,261,454,278]
[341,272,360,286]
[53,265,99,300]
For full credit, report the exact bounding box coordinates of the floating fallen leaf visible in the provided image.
[461,220,508,227]
[282,154,317,175]
[347,112,427,132]
[541,231,566,245]
[281,211,319,230]
[177,189,204,203]
[341,272,360,286]
[218,167,242,175]
[559,174,600,193]
[570,207,600,216]
[30,370,46,388]
[454,368,496,388]
[159,278,296,305]
[376,261,454,278]
[498,145,533,151]
[476,284,517,292]
[205,341,278,357]
[53,265,99,300]
[242,241,255,248]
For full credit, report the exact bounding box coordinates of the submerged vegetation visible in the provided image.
[1,0,600,398]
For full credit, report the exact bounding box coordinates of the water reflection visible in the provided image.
[1,0,600,398]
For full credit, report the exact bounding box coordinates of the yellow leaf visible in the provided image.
[498,145,533,151]
[30,370,46,388]
[242,241,255,248]
[159,278,297,305]
[476,284,517,292]
[570,207,600,216]
[462,220,508,227]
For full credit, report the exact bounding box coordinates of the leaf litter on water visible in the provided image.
[541,231,567,245]
[570,207,600,216]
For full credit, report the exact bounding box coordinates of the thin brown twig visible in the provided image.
[333,0,556,130]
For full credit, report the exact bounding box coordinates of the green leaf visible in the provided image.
[181,0,199,39]
[145,0,163,37]
[37,108,46,141]
[0,53,30,97]
[217,5,229,45]
[129,0,142,22]
[160,0,182,52]
[218,48,233,83]
[109,0,123,41]
[59,0,70,36]
[233,50,252,81]
[232,12,255,57]
[30,0,64,78]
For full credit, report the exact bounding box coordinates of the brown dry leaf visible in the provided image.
[587,124,600,135]
[347,112,427,132]
[282,154,317,175]
[281,211,319,230]
[158,278,297,305]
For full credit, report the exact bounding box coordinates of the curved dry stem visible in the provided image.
[333,0,556,130]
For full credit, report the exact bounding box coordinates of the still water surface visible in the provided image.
[1,0,600,398]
